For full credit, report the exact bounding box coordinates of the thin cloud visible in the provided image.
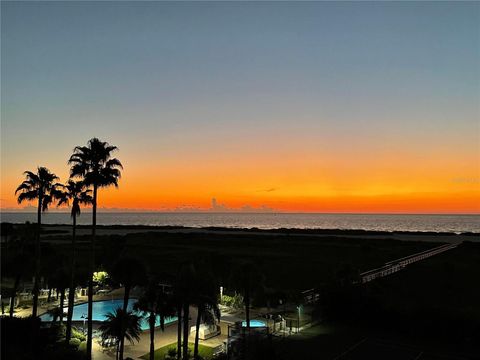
[257,188,277,193]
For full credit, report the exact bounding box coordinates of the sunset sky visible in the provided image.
[1,1,479,213]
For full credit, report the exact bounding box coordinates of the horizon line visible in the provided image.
[1,210,479,216]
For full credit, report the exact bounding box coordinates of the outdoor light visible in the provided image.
[81,313,87,335]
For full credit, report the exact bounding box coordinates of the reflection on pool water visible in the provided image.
[241,320,266,327]
[39,299,176,331]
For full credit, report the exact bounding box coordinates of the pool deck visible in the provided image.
[93,306,227,360]
[11,287,228,359]
[11,287,126,318]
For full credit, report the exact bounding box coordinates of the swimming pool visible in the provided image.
[39,298,177,331]
[241,320,267,328]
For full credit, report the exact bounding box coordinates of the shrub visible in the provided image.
[71,327,86,341]
[78,341,87,352]
[221,293,244,309]
[69,338,81,348]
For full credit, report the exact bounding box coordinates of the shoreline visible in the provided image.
[3,223,477,243]
[7,222,479,236]
[2,212,479,235]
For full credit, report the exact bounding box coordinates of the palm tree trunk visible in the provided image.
[119,284,130,360]
[122,285,130,312]
[245,285,250,331]
[65,214,77,343]
[9,273,21,317]
[32,196,42,318]
[59,287,65,323]
[86,184,97,360]
[177,306,182,360]
[182,302,189,360]
[149,313,155,360]
[193,305,202,360]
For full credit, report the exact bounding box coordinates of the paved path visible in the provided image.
[93,307,226,360]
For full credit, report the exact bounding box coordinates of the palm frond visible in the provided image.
[23,171,39,182]
[68,138,122,191]
[98,308,141,346]
[42,195,52,211]
[106,158,123,169]
[16,167,60,208]
[15,182,35,194]
[17,190,38,204]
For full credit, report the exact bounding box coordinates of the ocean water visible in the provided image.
[1,212,479,233]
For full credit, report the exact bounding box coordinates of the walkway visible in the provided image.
[93,308,226,360]
[359,243,458,283]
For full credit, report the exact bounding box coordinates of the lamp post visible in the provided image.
[81,313,87,335]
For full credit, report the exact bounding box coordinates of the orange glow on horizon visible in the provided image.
[2,168,479,214]
[2,134,479,214]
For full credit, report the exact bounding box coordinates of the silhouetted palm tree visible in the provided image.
[69,138,122,359]
[112,257,147,360]
[99,308,141,360]
[49,266,69,323]
[230,261,264,331]
[15,167,62,317]
[174,263,196,360]
[2,223,35,317]
[176,295,183,360]
[134,280,176,360]
[57,180,92,343]
[192,272,220,360]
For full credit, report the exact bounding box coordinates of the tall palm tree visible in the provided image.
[230,261,264,331]
[99,308,141,360]
[49,265,69,323]
[174,263,196,360]
[15,167,62,317]
[176,295,183,360]
[192,274,220,360]
[2,223,35,317]
[57,180,92,343]
[111,257,147,360]
[68,138,122,359]
[134,280,176,360]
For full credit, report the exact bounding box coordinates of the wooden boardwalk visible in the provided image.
[359,243,458,284]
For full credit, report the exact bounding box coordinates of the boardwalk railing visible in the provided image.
[359,243,457,283]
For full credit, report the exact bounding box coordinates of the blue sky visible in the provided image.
[2,1,479,212]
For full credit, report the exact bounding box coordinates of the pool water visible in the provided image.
[39,298,176,331]
[241,320,266,327]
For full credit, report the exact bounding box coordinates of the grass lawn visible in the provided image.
[141,342,214,360]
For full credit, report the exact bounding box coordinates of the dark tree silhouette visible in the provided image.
[57,180,92,343]
[111,257,147,360]
[69,138,122,359]
[134,279,176,360]
[48,265,69,323]
[174,263,197,360]
[99,308,141,360]
[230,261,264,332]
[2,223,35,317]
[15,167,62,318]
[192,269,220,360]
